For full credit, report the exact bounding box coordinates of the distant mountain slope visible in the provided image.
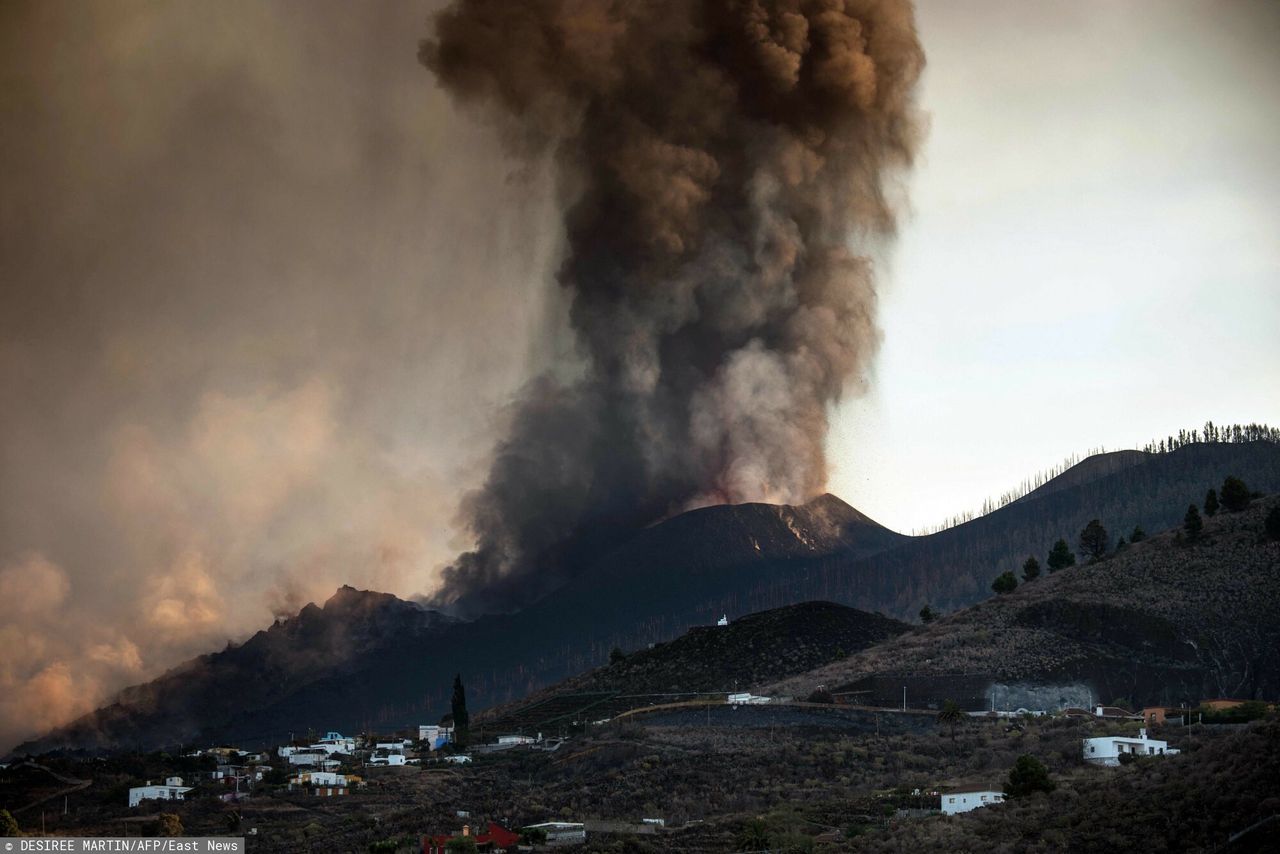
[757,440,1280,619]
[8,495,901,756]
[12,440,1280,755]
[768,495,1280,710]
[11,586,455,755]
[1011,449,1149,504]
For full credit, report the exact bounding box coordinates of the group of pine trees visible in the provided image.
[1183,474,1254,541]
[1143,422,1280,455]
[919,468,1278,618]
[990,514,1151,596]
[985,472,1266,597]
[989,519,1119,596]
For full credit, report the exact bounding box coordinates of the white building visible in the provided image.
[368,753,406,766]
[497,734,536,746]
[443,754,472,764]
[291,771,347,787]
[418,724,454,750]
[524,822,587,845]
[287,749,329,766]
[941,790,1005,815]
[727,693,771,705]
[312,732,356,755]
[374,740,409,753]
[717,615,729,626]
[128,779,192,808]
[1083,728,1179,766]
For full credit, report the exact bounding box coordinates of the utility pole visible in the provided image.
[902,686,906,712]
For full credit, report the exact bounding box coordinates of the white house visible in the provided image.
[1083,728,1179,766]
[524,822,586,844]
[128,779,193,808]
[941,790,1005,815]
[291,771,347,787]
[418,724,454,750]
[443,754,472,764]
[497,734,536,746]
[312,732,356,755]
[287,749,328,766]
[374,740,409,753]
[368,753,407,766]
[717,615,729,626]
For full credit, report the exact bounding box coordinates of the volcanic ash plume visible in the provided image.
[423,0,925,614]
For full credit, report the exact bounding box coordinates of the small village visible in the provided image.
[84,688,1268,853]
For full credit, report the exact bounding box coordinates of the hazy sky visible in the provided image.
[830,0,1280,531]
[1,0,1278,750]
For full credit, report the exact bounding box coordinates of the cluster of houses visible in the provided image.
[129,726,460,808]
[122,689,1255,845]
[126,721,587,810]
[123,721,597,850]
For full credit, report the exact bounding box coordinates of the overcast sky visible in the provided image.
[829,0,1280,531]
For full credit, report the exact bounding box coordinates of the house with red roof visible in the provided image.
[422,822,520,853]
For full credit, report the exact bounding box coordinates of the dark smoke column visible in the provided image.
[422,0,924,614]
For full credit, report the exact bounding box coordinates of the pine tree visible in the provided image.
[1021,555,1041,582]
[1004,755,1055,798]
[919,605,937,624]
[992,571,1018,595]
[1130,525,1146,543]
[1046,539,1076,572]
[1183,504,1203,541]
[1079,519,1110,562]
[451,674,470,745]
[1203,488,1219,517]
[1221,476,1250,512]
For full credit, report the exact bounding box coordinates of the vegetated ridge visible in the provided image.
[11,439,1280,755]
[770,495,1280,711]
[478,601,909,734]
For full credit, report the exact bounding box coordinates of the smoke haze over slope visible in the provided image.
[424,0,925,614]
[0,0,570,752]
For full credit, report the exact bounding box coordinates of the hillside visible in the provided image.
[12,440,1280,755]
[758,440,1280,619]
[1011,449,1149,504]
[477,602,909,734]
[8,495,901,756]
[12,586,456,755]
[580,602,909,695]
[855,721,1280,853]
[768,495,1280,711]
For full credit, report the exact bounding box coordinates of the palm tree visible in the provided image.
[937,699,964,741]
[736,818,771,852]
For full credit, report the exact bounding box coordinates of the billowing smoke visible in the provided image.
[424,0,925,613]
[0,0,561,753]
